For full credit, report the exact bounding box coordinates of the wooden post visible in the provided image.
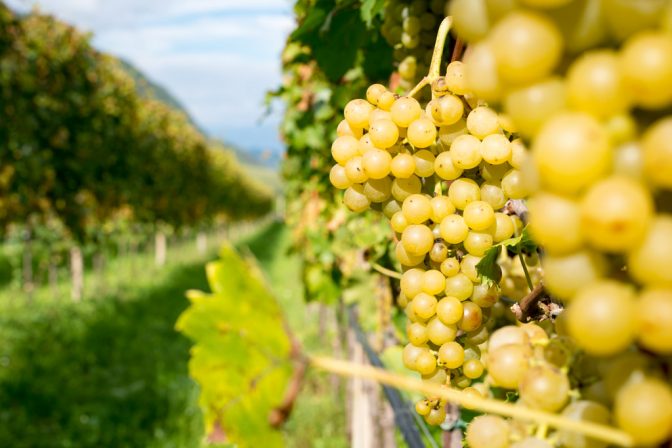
[155,232,167,266]
[70,246,83,302]
[197,231,207,254]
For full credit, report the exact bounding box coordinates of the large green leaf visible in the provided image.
[176,244,293,448]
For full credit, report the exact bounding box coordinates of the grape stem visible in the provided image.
[512,281,545,322]
[518,251,534,292]
[310,356,635,447]
[407,16,453,98]
[450,37,464,63]
[371,262,402,280]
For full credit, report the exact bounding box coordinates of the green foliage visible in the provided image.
[176,244,293,447]
[477,227,537,285]
[0,2,273,239]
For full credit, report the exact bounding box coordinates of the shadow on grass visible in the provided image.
[0,258,212,448]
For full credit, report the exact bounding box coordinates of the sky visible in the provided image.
[6,0,295,154]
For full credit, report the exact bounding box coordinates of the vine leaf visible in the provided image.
[476,227,538,285]
[360,0,386,26]
[176,244,293,448]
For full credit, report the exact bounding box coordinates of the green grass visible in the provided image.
[0,220,347,447]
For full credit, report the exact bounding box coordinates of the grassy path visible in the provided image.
[0,220,347,447]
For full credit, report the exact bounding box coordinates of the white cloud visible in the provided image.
[4,0,294,151]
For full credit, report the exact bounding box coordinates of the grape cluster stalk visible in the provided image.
[329,1,672,446]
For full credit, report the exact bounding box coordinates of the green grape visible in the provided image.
[399,55,417,81]
[337,119,363,138]
[532,113,611,194]
[490,11,563,85]
[390,211,408,233]
[427,316,458,345]
[331,135,360,164]
[464,41,502,102]
[519,364,569,411]
[501,169,531,200]
[402,224,434,256]
[603,0,668,42]
[465,325,490,345]
[401,268,425,299]
[440,257,460,277]
[580,176,653,252]
[362,149,392,179]
[454,375,472,389]
[558,400,610,448]
[438,118,468,146]
[415,399,431,416]
[401,32,420,49]
[641,117,672,188]
[343,184,370,212]
[467,106,500,139]
[377,90,397,111]
[403,343,427,369]
[396,241,425,266]
[391,175,422,201]
[422,365,448,385]
[370,109,392,125]
[519,0,574,7]
[620,31,672,109]
[413,292,438,320]
[466,415,511,448]
[445,273,474,301]
[413,149,436,177]
[420,12,436,31]
[438,341,465,368]
[435,151,464,180]
[366,83,387,106]
[391,153,416,178]
[448,178,481,210]
[425,406,447,425]
[567,50,629,118]
[481,134,512,165]
[508,138,528,170]
[358,133,376,154]
[549,0,608,54]
[471,282,499,308]
[637,287,672,354]
[445,61,468,95]
[628,215,672,286]
[362,178,392,203]
[487,344,531,389]
[402,194,432,224]
[450,134,483,169]
[423,269,446,296]
[480,161,511,182]
[415,350,438,375]
[368,119,400,149]
[391,96,422,127]
[329,164,351,189]
[436,296,464,325]
[382,198,401,218]
[464,231,493,257]
[463,358,485,379]
[459,301,483,332]
[504,77,567,138]
[344,98,374,129]
[429,94,464,126]
[449,0,490,43]
[615,378,672,446]
[463,201,496,231]
[402,16,421,34]
[528,192,583,255]
[408,322,429,345]
[429,241,448,263]
[489,325,530,354]
[493,213,515,242]
[460,254,481,282]
[429,196,455,223]
[543,250,606,299]
[567,280,637,356]
[345,157,368,183]
[440,214,469,244]
[407,117,438,148]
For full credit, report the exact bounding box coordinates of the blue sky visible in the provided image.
[6,0,294,153]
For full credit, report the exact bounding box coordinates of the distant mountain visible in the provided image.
[118,59,202,130]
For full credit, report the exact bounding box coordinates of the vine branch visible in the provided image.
[371,262,402,280]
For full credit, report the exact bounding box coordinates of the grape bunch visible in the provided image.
[381,0,448,90]
[329,64,550,424]
[449,0,672,446]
